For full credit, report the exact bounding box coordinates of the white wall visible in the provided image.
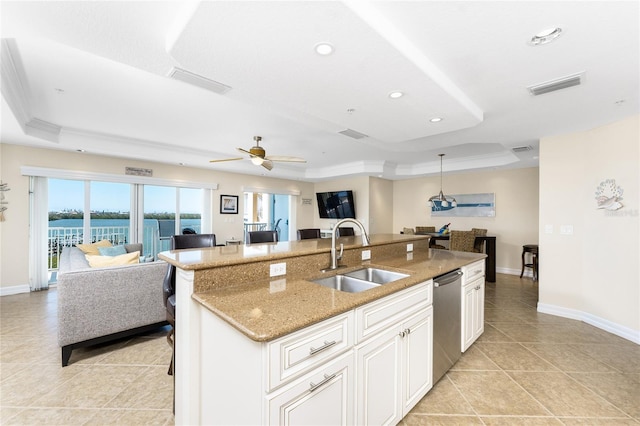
[0,144,314,290]
[538,114,640,343]
[313,176,370,232]
[369,177,393,235]
[393,167,540,273]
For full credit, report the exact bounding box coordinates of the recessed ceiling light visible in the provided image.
[388,91,404,99]
[315,42,334,55]
[429,117,443,123]
[529,27,563,46]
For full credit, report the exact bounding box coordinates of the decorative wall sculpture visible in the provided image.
[595,179,624,211]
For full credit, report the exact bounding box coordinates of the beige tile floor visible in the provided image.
[1,273,638,425]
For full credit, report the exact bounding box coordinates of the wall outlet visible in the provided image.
[362,249,371,260]
[269,279,286,293]
[270,262,286,277]
[407,252,413,261]
[407,243,413,252]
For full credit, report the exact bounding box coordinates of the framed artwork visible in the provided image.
[431,193,495,217]
[220,194,239,214]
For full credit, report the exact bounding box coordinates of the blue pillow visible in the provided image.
[98,245,128,256]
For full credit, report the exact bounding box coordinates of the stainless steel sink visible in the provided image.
[343,267,409,284]
[310,275,380,293]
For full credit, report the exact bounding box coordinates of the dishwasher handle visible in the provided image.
[434,270,463,287]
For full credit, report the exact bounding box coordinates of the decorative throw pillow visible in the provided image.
[403,227,415,235]
[76,239,113,255]
[97,245,127,256]
[85,251,140,268]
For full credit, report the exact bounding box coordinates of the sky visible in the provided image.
[48,179,202,213]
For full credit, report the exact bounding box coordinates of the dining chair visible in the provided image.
[449,230,476,252]
[297,228,321,240]
[471,228,488,253]
[163,233,217,376]
[337,227,355,237]
[415,226,436,234]
[247,230,279,244]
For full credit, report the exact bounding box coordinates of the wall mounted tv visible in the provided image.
[316,190,356,219]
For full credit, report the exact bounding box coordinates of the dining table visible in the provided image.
[420,233,497,282]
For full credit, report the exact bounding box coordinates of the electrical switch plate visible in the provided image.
[407,252,413,261]
[270,262,286,277]
[560,225,574,235]
[545,224,553,234]
[407,243,413,252]
[361,249,371,260]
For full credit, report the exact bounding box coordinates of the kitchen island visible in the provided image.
[159,234,485,425]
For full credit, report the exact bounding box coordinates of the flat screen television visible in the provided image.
[316,190,356,219]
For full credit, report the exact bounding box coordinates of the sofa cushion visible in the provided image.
[85,251,140,268]
[76,239,112,255]
[98,245,128,256]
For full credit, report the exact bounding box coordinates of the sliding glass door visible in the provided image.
[47,179,205,282]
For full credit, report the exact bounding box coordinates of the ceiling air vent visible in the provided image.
[512,145,533,153]
[168,67,232,95]
[339,129,368,139]
[527,72,583,96]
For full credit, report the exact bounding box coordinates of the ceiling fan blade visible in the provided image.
[264,155,306,163]
[209,157,243,163]
[261,160,274,171]
[237,147,252,156]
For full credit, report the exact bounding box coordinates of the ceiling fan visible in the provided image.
[209,136,306,171]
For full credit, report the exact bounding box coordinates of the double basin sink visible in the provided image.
[311,267,409,293]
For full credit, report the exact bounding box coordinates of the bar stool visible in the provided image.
[520,244,538,281]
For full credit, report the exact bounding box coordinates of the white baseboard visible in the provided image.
[538,303,640,345]
[496,267,533,277]
[0,284,31,296]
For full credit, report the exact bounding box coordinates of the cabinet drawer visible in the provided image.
[462,260,485,284]
[266,350,354,426]
[355,281,432,344]
[267,311,354,391]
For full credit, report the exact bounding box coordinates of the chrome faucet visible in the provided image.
[328,218,370,270]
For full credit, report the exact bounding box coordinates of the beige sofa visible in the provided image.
[57,243,168,366]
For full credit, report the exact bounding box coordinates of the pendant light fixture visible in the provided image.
[427,154,457,208]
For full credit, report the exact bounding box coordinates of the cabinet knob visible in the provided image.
[398,331,406,338]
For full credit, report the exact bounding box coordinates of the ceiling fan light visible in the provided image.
[251,156,264,165]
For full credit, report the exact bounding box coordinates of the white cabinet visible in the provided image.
[355,282,433,425]
[267,312,353,391]
[461,261,485,352]
[266,351,354,425]
[184,279,434,425]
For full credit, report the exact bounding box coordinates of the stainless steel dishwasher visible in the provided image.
[432,269,463,384]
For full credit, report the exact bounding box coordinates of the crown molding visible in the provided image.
[1,39,32,131]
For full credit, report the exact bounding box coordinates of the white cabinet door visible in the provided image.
[462,277,484,352]
[472,279,485,342]
[356,325,403,426]
[356,306,433,426]
[267,351,354,426]
[402,306,433,413]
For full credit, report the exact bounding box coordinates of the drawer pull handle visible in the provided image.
[309,340,337,356]
[475,285,481,290]
[309,373,337,392]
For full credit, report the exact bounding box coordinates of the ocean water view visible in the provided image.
[48,218,202,258]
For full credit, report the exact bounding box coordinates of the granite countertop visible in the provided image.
[159,233,426,270]
[189,247,485,342]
